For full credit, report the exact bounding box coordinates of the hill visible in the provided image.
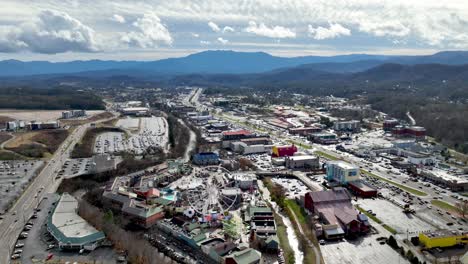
[3,50,468,76]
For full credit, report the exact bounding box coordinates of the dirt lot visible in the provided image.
[4,130,69,158]
[60,111,112,126]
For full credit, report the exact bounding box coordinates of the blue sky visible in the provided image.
[0,0,467,61]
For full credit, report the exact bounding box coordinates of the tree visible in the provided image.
[387,235,398,249]
[456,200,468,219]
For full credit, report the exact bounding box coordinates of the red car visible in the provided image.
[46,253,54,260]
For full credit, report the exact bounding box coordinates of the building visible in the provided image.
[419,169,468,191]
[224,248,262,264]
[347,181,378,198]
[47,193,106,251]
[240,137,271,146]
[121,107,150,116]
[419,230,468,249]
[288,126,322,136]
[392,126,426,140]
[239,143,269,155]
[308,132,339,144]
[326,161,360,184]
[304,188,370,239]
[333,120,360,132]
[245,202,278,252]
[285,155,320,170]
[192,152,220,165]
[234,173,257,191]
[271,145,297,157]
[222,130,252,141]
[62,110,86,119]
[383,119,399,132]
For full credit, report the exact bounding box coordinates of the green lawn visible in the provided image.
[431,200,458,213]
[286,139,312,149]
[314,150,340,161]
[362,170,428,196]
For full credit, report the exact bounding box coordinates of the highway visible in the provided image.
[0,112,117,263]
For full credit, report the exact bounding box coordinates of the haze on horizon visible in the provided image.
[1,0,468,61]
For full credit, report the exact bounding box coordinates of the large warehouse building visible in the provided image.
[47,193,106,251]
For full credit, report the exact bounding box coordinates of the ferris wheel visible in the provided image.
[185,165,238,215]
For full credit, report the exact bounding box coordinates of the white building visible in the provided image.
[285,155,320,169]
[326,161,360,184]
[333,120,360,131]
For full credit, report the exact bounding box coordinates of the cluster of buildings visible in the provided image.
[61,110,86,119]
[6,120,60,131]
[118,100,150,116]
[383,119,427,141]
[304,188,370,239]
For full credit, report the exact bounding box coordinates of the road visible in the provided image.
[0,112,117,263]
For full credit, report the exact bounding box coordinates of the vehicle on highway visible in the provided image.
[15,243,24,248]
[14,249,22,254]
[11,254,20,260]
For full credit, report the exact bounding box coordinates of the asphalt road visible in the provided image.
[0,112,117,263]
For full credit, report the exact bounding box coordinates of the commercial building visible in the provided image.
[121,107,150,116]
[304,188,370,239]
[47,193,106,251]
[192,152,220,165]
[333,120,360,132]
[234,173,257,191]
[271,145,297,157]
[347,181,378,198]
[288,126,322,136]
[245,202,279,251]
[308,132,339,144]
[383,119,399,132]
[238,143,269,155]
[62,110,86,119]
[285,155,320,170]
[326,161,360,184]
[392,126,426,140]
[419,230,468,249]
[419,169,468,191]
[222,130,252,141]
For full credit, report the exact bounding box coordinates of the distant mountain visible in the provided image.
[2,50,468,76]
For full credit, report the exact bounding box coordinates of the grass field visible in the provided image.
[0,150,26,160]
[362,170,428,196]
[431,200,458,213]
[0,132,12,145]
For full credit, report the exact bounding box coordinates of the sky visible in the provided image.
[1,0,468,61]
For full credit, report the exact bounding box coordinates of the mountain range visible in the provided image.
[3,50,468,76]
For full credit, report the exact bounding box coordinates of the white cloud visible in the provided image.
[308,23,351,40]
[200,40,210,45]
[208,21,220,32]
[191,33,199,38]
[217,37,228,44]
[111,14,126,23]
[222,26,235,33]
[358,20,410,38]
[244,21,296,39]
[121,12,172,48]
[0,9,99,54]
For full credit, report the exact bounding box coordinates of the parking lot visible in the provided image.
[59,158,92,178]
[320,232,410,264]
[0,160,44,213]
[271,178,310,199]
[14,193,118,264]
[95,116,168,155]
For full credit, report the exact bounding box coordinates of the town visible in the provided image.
[0,86,466,264]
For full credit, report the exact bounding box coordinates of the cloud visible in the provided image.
[244,21,295,38]
[111,14,126,23]
[358,20,410,38]
[200,40,210,45]
[191,33,199,38]
[222,26,235,33]
[208,21,220,32]
[217,37,228,44]
[308,23,351,40]
[0,9,99,54]
[121,12,172,48]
